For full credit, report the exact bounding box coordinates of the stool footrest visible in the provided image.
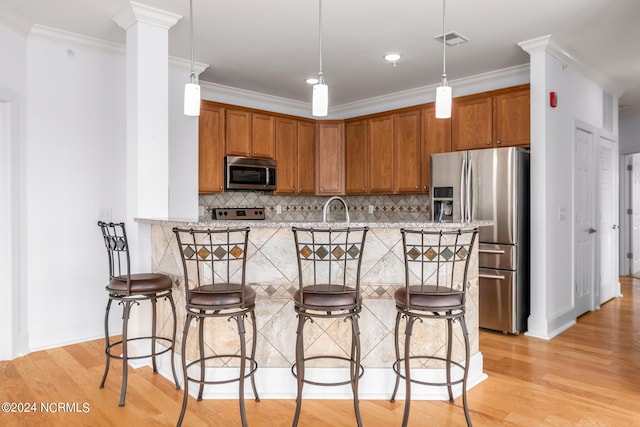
[105,336,174,360]
[392,355,465,387]
[291,355,364,387]
[185,354,259,386]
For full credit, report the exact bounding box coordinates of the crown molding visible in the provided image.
[29,25,125,56]
[518,34,623,97]
[0,3,33,36]
[169,57,209,75]
[200,81,312,118]
[113,1,181,31]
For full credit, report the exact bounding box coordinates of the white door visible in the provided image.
[631,153,640,275]
[597,134,619,304]
[574,125,596,316]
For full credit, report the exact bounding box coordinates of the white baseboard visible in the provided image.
[140,349,486,400]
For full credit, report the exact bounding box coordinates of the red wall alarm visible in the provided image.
[550,91,557,108]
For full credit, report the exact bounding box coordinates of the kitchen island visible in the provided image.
[139,218,491,400]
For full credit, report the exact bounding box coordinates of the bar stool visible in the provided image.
[290,226,368,427]
[97,221,180,406]
[173,227,259,427]
[390,228,478,427]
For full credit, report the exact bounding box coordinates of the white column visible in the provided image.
[113,2,181,224]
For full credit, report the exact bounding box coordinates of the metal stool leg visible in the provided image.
[177,313,194,427]
[390,310,402,402]
[349,314,363,427]
[249,309,260,402]
[236,314,248,427]
[460,314,472,427]
[119,301,133,407]
[168,293,181,389]
[292,314,306,427]
[197,313,205,401]
[446,316,454,402]
[151,297,158,374]
[402,315,416,427]
[100,299,113,389]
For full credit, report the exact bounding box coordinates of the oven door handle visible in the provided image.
[479,273,506,280]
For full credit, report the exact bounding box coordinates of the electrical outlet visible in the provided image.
[368,205,374,214]
[276,205,282,214]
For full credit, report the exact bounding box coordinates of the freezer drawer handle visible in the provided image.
[479,273,506,280]
[479,249,506,254]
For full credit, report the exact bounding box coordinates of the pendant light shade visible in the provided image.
[312,0,328,117]
[435,0,451,119]
[184,0,200,116]
[312,77,328,117]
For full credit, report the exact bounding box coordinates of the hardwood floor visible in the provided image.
[1,276,639,426]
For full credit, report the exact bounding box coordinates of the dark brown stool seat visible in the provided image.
[291,226,368,427]
[390,228,478,427]
[97,221,180,407]
[173,227,260,427]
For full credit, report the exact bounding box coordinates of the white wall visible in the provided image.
[528,49,614,339]
[25,39,127,350]
[0,23,28,359]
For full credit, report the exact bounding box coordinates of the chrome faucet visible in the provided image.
[322,196,350,223]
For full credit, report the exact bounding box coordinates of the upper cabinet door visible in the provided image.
[421,103,452,192]
[275,117,297,194]
[394,109,421,193]
[225,109,252,156]
[493,89,530,147]
[251,113,275,158]
[452,96,493,151]
[297,121,316,194]
[316,122,345,195]
[198,103,226,194]
[368,115,394,193]
[345,119,368,194]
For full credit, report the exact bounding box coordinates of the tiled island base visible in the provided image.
[143,220,487,399]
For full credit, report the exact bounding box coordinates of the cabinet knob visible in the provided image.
[253,151,257,155]
[496,140,501,144]
[415,185,419,189]
[362,187,365,191]
[485,141,491,145]
[320,188,324,192]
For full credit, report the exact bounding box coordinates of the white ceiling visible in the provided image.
[2,0,639,115]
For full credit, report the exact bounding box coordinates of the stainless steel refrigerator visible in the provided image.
[431,147,529,334]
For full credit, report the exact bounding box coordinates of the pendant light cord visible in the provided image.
[189,0,196,83]
[441,0,447,82]
[318,0,323,84]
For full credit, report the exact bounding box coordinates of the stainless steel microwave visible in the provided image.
[225,156,277,191]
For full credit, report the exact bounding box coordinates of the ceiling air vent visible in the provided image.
[434,31,469,46]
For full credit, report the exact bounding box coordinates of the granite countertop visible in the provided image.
[136,217,494,228]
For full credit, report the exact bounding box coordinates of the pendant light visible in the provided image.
[184,0,200,116]
[435,0,452,119]
[312,0,328,117]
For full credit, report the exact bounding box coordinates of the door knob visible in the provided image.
[588,227,597,234]
[612,224,619,230]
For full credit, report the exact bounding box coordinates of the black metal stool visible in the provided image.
[97,221,180,407]
[173,227,259,427]
[290,226,368,427]
[390,228,478,427]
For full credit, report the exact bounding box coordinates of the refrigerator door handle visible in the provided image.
[479,248,507,254]
[460,157,466,221]
[479,273,506,280]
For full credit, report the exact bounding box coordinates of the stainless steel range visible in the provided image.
[212,207,265,220]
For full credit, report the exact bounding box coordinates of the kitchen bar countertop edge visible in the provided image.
[135,217,494,228]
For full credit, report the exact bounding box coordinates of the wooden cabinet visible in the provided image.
[198,103,225,193]
[421,103,451,192]
[452,85,529,151]
[345,120,368,194]
[316,121,344,195]
[394,109,421,193]
[225,109,275,158]
[275,118,315,194]
[368,115,395,193]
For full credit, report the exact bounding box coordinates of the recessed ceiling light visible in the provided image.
[306,77,319,85]
[384,53,402,67]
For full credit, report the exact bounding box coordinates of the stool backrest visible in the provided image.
[173,227,250,303]
[292,226,368,297]
[401,228,478,306]
[98,221,132,293]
